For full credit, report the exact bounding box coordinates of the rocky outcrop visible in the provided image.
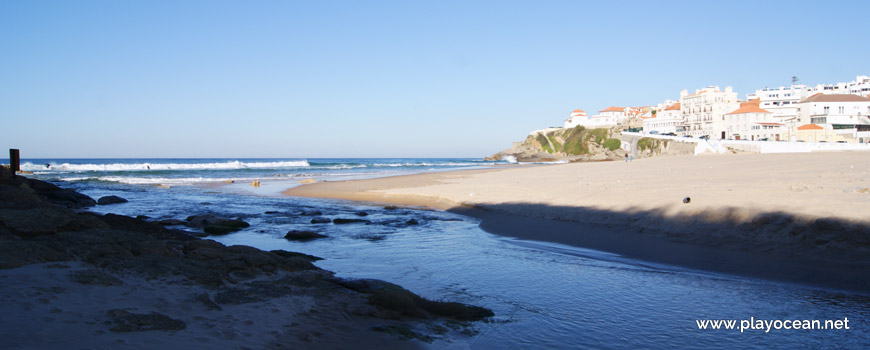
[487,126,626,162]
[0,171,493,328]
[0,171,96,208]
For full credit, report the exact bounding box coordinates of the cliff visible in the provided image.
[487,126,698,162]
[487,126,627,162]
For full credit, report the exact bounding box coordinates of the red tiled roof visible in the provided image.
[797,124,823,131]
[726,103,771,115]
[664,103,681,111]
[571,109,586,115]
[600,106,625,112]
[799,93,870,103]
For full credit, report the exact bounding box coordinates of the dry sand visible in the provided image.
[285,152,870,292]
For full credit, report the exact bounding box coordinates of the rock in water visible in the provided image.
[284,230,328,241]
[310,217,332,224]
[333,218,370,225]
[97,195,128,205]
[203,219,250,235]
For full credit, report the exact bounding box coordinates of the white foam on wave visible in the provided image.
[64,176,258,185]
[21,160,310,172]
[501,155,518,163]
[369,162,497,167]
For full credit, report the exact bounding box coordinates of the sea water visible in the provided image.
[16,158,869,349]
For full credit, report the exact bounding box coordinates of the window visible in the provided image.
[839,106,845,114]
[824,106,830,114]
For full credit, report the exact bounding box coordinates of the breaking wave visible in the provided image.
[22,160,310,172]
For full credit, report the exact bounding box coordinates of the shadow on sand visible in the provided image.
[448,203,870,294]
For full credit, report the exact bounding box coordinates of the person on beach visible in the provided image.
[625,153,628,163]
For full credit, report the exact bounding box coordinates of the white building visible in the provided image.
[812,75,870,98]
[679,86,739,139]
[563,108,618,128]
[564,109,588,128]
[643,102,682,134]
[599,106,628,125]
[724,102,783,141]
[745,85,814,123]
[796,94,870,142]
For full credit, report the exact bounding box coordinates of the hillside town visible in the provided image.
[565,75,870,143]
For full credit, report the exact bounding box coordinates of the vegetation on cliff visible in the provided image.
[535,126,622,156]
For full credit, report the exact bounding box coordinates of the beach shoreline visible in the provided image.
[284,152,870,293]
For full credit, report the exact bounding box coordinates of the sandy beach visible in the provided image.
[285,152,870,292]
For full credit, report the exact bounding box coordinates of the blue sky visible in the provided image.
[1,0,868,158]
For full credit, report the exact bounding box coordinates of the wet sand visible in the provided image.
[285,152,870,293]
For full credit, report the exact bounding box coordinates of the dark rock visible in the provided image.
[284,230,327,241]
[106,309,186,332]
[300,210,323,216]
[406,219,419,225]
[264,211,280,214]
[185,214,221,228]
[203,219,250,235]
[310,217,331,224]
[97,195,128,205]
[185,214,249,235]
[364,280,494,321]
[270,250,323,261]
[135,215,150,220]
[355,211,369,217]
[0,207,109,237]
[157,219,186,226]
[333,218,370,225]
[0,184,41,205]
[15,178,97,208]
[100,214,193,241]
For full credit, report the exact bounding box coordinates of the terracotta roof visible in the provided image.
[726,103,771,115]
[571,109,586,115]
[600,106,625,112]
[664,103,681,111]
[800,94,870,103]
[748,98,761,105]
[797,124,824,131]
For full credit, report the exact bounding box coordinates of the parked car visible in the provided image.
[663,132,676,136]
[837,141,847,143]
[699,135,710,140]
[650,131,659,135]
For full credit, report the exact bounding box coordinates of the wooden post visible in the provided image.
[9,149,19,177]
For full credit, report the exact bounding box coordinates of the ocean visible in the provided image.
[12,157,870,349]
